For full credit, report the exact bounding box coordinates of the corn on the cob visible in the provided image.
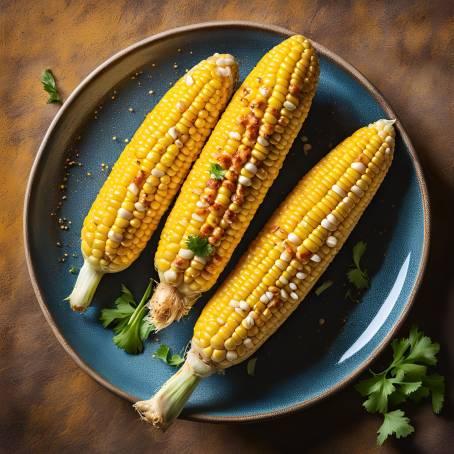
[149,35,319,330]
[134,119,396,428]
[68,54,238,311]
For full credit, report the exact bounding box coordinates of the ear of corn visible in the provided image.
[68,54,238,311]
[134,119,396,428]
[149,35,319,330]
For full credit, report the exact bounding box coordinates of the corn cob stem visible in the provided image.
[134,349,213,429]
[67,261,104,311]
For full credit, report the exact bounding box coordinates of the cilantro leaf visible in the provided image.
[346,241,370,291]
[363,376,396,414]
[406,327,439,366]
[424,374,445,414]
[377,410,414,446]
[186,234,213,257]
[398,381,422,396]
[120,283,134,300]
[209,163,226,180]
[352,241,367,269]
[139,317,155,342]
[394,363,427,381]
[391,337,411,364]
[113,309,146,354]
[100,285,135,328]
[168,354,185,367]
[153,344,170,362]
[41,69,62,104]
[355,374,385,397]
[153,344,184,367]
[101,281,155,354]
[388,390,407,407]
[247,358,257,376]
[355,327,445,444]
[409,385,430,404]
[111,316,131,334]
[347,267,369,290]
[314,280,333,296]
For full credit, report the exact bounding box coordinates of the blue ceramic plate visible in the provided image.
[24,22,429,422]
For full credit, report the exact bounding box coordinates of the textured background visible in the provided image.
[1,0,453,452]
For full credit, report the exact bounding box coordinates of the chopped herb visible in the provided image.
[100,284,135,331]
[153,344,185,367]
[355,327,445,445]
[247,357,257,376]
[186,234,213,257]
[347,241,369,290]
[41,69,62,104]
[377,410,415,445]
[314,280,333,296]
[209,163,226,180]
[100,282,155,354]
[68,266,79,275]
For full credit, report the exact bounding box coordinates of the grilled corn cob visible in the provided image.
[134,119,396,428]
[149,35,319,330]
[68,54,238,311]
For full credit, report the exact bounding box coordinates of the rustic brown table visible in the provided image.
[1,1,453,452]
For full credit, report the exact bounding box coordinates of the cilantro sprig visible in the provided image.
[347,241,369,290]
[209,163,226,180]
[100,282,154,354]
[344,241,370,303]
[355,326,445,445]
[153,344,185,367]
[186,234,213,257]
[41,69,62,104]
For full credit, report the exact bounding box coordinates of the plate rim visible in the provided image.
[23,20,430,423]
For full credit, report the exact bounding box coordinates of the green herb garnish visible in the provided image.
[41,69,62,104]
[376,410,415,445]
[355,327,445,445]
[347,241,369,290]
[68,266,79,275]
[100,282,154,354]
[153,344,185,367]
[314,280,333,296]
[186,234,213,257]
[209,163,226,180]
[246,357,257,376]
